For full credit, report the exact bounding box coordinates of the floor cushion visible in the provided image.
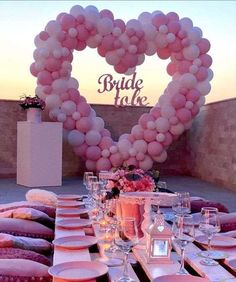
[26,189,57,207]
[0,201,56,218]
[0,259,51,282]
[219,212,236,232]
[0,247,51,266]
[191,199,229,213]
[0,218,54,240]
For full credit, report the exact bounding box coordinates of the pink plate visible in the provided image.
[57,201,85,208]
[228,258,236,270]
[153,275,210,282]
[56,218,92,229]
[53,235,97,250]
[57,194,82,201]
[57,208,89,217]
[48,261,108,281]
[196,235,236,248]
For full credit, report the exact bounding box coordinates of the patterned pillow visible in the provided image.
[26,189,57,207]
[0,259,51,282]
[219,213,236,232]
[0,208,55,229]
[0,218,54,240]
[191,200,229,213]
[0,248,51,266]
[0,201,56,218]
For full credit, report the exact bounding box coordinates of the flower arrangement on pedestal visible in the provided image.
[106,165,160,199]
[19,95,46,110]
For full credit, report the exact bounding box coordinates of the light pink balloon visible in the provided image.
[155,117,170,133]
[152,150,167,163]
[96,157,112,171]
[133,140,148,153]
[171,94,186,109]
[60,14,76,30]
[99,136,113,150]
[101,128,111,137]
[198,38,210,54]
[176,108,192,123]
[144,129,156,142]
[136,152,145,161]
[186,89,201,102]
[196,66,208,81]
[170,123,185,135]
[76,117,93,133]
[86,146,101,161]
[139,155,153,171]
[131,125,144,140]
[37,71,53,85]
[63,117,76,130]
[85,130,102,146]
[139,113,155,129]
[162,132,173,147]
[147,141,163,156]
[77,102,91,117]
[152,13,168,28]
[110,152,123,167]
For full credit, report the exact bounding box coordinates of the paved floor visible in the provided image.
[0,176,235,212]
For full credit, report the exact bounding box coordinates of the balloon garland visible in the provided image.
[31,5,213,171]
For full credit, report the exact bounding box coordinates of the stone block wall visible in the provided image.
[0,98,235,190]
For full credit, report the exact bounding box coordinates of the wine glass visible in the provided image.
[115,217,139,282]
[198,207,221,266]
[172,192,191,215]
[172,214,195,274]
[98,170,110,188]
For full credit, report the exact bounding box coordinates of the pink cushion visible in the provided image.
[0,201,56,218]
[0,218,54,240]
[0,259,51,281]
[0,248,51,266]
[191,200,229,213]
[0,207,55,229]
[219,212,236,232]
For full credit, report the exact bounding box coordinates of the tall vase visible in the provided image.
[26,108,42,123]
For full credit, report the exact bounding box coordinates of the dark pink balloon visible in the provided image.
[85,159,96,171]
[97,45,107,57]
[152,14,168,28]
[76,41,87,51]
[77,25,90,41]
[101,128,111,137]
[157,48,171,60]
[130,35,139,44]
[100,9,114,20]
[167,62,177,76]
[137,39,147,54]
[60,69,69,77]
[167,21,180,34]
[57,31,66,42]
[114,39,122,49]
[191,104,200,117]
[61,92,70,101]
[139,113,155,129]
[56,12,67,21]
[176,108,192,123]
[52,71,60,80]
[45,58,61,72]
[128,134,135,143]
[99,136,113,150]
[181,38,190,47]
[177,29,187,39]
[62,36,77,49]
[199,54,212,68]
[85,21,94,31]
[121,53,138,68]
[186,89,201,102]
[39,31,49,41]
[162,132,173,147]
[73,142,88,158]
[101,35,115,51]
[76,117,93,132]
[77,102,91,117]
[196,66,208,81]
[136,30,144,39]
[114,19,126,33]
[60,14,76,30]
[147,141,163,156]
[63,117,76,130]
[171,94,186,109]
[68,88,80,103]
[77,96,87,103]
[110,152,123,167]
[144,129,156,142]
[86,146,101,161]
[37,70,53,85]
[178,61,191,74]
[114,63,128,74]
[150,107,161,119]
[96,157,112,171]
[126,28,136,37]
[77,14,85,24]
[166,12,179,22]
[44,86,52,94]
[198,38,210,54]
[168,38,182,52]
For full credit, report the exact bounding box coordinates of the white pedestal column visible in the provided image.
[17,122,63,187]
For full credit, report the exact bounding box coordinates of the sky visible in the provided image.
[0,1,235,106]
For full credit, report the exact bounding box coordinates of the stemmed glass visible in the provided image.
[114,217,139,282]
[198,207,221,266]
[172,192,191,215]
[172,214,195,274]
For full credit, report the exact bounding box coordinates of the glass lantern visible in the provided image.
[146,213,172,264]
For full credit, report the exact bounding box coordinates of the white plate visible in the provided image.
[57,194,82,201]
[57,201,85,208]
[153,275,210,282]
[57,208,89,217]
[196,235,236,248]
[53,235,97,250]
[228,258,236,270]
[56,218,92,229]
[48,261,108,281]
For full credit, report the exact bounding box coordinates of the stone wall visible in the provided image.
[0,98,235,190]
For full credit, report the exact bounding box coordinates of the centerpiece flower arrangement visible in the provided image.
[106,165,160,199]
[19,95,46,110]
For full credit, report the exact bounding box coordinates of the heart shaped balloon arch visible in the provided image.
[31,5,213,172]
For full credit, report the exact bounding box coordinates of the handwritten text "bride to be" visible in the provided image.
[97,72,149,107]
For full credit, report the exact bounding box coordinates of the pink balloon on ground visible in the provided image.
[96,158,112,171]
[86,146,101,161]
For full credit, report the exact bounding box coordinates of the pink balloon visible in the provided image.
[73,142,88,159]
[77,25,90,41]
[37,71,53,85]
[85,130,102,146]
[39,31,49,41]
[85,159,96,171]
[147,141,163,156]
[131,125,144,140]
[198,38,210,54]
[86,146,101,161]
[114,63,128,74]
[76,117,93,132]
[110,152,123,167]
[137,39,147,54]
[166,12,179,22]
[199,54,212,68]
[157,48,171,60]
[168,38,182,52]
[186,89,201,102]
[178,61,191,74]
[114,19,126,32]
[136,152,145,161]
[167,62,177,76]
[101,35,115,52]
[155,117,170,133]
[63,117,76,130]
[139,113,155,129]
[62,36,77,49]
[99,136,113,150]
[139,155,153,171]
[150,107,161,119]
[133,140,147,153]
[176,108,192,123]
[162,132,173,147]
[45,58,61,72]
[167,21,180,34]
[121,53,138,68]
[30,63,39,77]
[100,9,114,20]
[171,94,186,109]
[101,128,111,137]
[144,129,156,142]
[96,157,112,171]
[60,14,76,30]
[196,66,208,81]
[191,104,200,117]
[152,14,168,28]
[124,157,138,167]
[68,88,80,103]
[77,102,91,117]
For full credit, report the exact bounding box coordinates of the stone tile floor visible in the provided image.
[0,176,235,212]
